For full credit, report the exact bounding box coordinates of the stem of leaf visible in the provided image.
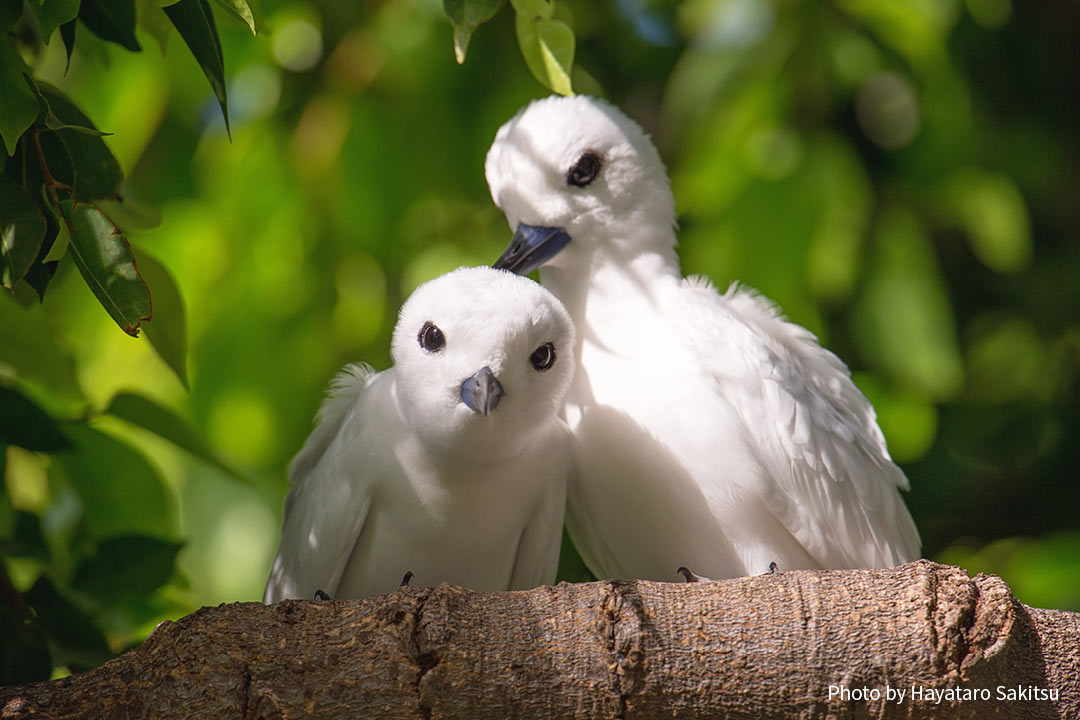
[29,127,74,213]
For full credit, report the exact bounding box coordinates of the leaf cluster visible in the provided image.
[0,382,246,684]
[442,0,575,95]
[2,0,253,338]
[1,0,252,683]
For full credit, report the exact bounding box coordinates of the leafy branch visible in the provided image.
[442,0,575,95]
[0,0,254,683]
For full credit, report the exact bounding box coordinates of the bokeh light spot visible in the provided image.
[207,500,279,602]
[743,126,802,180]
[208,391,278,467]
[965,0,1012,29]
[855,72,921,149]
[273,19,324,72]
[230,64,282,123]
[402,244,495,295]
[681,0,775,51]
[947,167,1032,274]
[333,253,387,352]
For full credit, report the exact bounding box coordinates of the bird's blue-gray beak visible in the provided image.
[460,366,504,417]
[492,223,571,275]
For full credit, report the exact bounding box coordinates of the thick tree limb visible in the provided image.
[1,560,1077,719]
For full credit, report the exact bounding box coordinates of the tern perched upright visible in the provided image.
[264,267,575,602]
[486,95,920,580]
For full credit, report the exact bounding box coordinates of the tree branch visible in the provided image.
[2,561,1077,719]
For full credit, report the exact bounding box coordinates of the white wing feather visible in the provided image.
[507,450,568,590]
[682,278,920,568]
[264,363,378,603]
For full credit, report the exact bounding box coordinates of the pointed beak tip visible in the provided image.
[493,223,572,274]
[460,366,504,416]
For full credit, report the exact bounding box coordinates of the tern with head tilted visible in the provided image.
[486,95,920,581]
[264,266,576,602]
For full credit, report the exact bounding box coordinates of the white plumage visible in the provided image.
[264,266,575,602]
[486,95,919,581]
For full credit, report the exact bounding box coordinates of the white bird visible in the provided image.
[264,266,576,602]
[485,95,920,581]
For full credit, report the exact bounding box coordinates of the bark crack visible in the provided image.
[602,581,646,720]
[952,572,977,675]
[924,563,942,675]
[239,668,286,720]
[406,588,437,720]
[240,668,252,719]
[962,573,1017,676]
[925,562,984,680]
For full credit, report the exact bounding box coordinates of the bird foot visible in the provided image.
[677,566,712,583]
[764,562,779,575]
[314,589,333,601]
[399,571,414,587]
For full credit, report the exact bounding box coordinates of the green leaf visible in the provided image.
[443,0,502,63]
[42,218,69,262]
[9,136,65,299]
[59,19,77,72]
[55,422,173,539]
[72,535,182,601]
[0,291,83,400]
[0,43,39,156]
[22,257,59,300]
[212,0,255,35]
[28,78,109,137]
[136,0,174,54]
[60,200,152,337]
[166,0,230,136]
[106,393,246,481]
[23,575,112,672]
[36,83,123,201]
[27,0,80,45]
[0,385,70,452]
[535,20,574,95]
[22,204,61,301]
[2,510,51,562]
[130,249,189,389]
[509,0,553,20]
[79,0,142,52]
[31,128,76,194]
[0,0,23,36]
[514,9,574,96]
[0,174,47,290]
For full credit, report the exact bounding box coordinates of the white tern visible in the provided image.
[485,95,920,581]
[264,266,576,602]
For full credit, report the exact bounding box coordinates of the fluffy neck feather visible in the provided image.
[541,223,681,326]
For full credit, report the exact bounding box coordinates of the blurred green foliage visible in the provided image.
[2,0,1078,683]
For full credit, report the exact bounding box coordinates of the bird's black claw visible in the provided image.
[765,562,779,574]
[677,566,706,583]
[400,571,414,587]
[314,589,332,601]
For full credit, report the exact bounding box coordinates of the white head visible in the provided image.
[391,266,575,459]
[485,95,677,276]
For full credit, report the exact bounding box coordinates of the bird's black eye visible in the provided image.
[418,322,445,353]
[566,151,601,187]
[530,342,556,371]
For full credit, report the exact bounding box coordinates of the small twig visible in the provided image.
[29,127,74,210]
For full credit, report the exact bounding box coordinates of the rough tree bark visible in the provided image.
[1,560,1077,719]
